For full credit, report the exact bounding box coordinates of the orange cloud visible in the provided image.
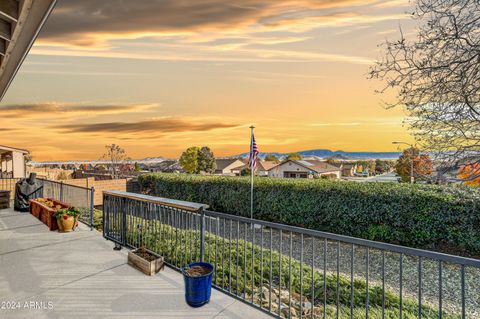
[53,118,240,135]
[38,0,403,48]
[0,103,158,118]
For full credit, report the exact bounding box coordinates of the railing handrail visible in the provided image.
[38,178,92,192]
[103,190,209,212]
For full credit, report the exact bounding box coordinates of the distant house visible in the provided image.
[215,159,245,175]
[340,163,358,177]
[62,164,77,170]
[257,160,278,176]
[231,159,279,176]
[268,160,341,179]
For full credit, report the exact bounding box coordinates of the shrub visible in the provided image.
[138,173,480,254]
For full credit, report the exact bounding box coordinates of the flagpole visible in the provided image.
[249,125,255,220]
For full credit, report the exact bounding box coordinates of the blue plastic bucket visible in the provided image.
[182,262,214,307]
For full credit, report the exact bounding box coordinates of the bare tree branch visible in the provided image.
[369,0,480,181]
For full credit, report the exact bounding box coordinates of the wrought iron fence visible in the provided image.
[0,178,95,229]
[103,190,480,319]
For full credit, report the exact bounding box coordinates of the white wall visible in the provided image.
[219,160,245,175]
[268,161,310,178]
[268,161,341,179]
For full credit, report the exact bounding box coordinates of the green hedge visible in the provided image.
[138,173,480,254]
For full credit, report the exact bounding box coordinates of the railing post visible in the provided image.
[89,187,95,231]
[59,181,64,202]
[199,207,205,262]
[102,192,106,235]
[122,197,127,247]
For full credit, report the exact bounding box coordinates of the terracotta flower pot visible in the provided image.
[57,215,75,232]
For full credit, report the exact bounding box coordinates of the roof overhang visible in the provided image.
[0,0,57,101]
[0,144,29,154]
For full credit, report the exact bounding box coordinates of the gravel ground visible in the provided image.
[202,217,480,318]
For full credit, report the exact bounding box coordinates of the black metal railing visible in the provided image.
[38,178,95,229]
[0,178,95,229]
[103,190,480,319]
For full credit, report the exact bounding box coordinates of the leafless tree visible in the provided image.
[102,144,128,179]
[369,0,480,180]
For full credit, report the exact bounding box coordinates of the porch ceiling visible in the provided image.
[0,0,57,101]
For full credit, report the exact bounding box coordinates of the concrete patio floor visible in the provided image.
[0,207,271,319]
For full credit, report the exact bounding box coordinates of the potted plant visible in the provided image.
[54,207,81,232]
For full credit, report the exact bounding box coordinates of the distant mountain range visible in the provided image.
[33,150,400,166]
[234,149,400,160]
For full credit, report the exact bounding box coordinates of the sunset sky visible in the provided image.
[1,0,416,161]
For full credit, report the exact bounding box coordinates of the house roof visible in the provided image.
[295,160,341,173]
[296,160,341,173]
[259,160,278,171]
[0,0,57,101]
[275,160,341,174]
[231,160,278,172]
[0,144,29,154]
[215,158,243,171]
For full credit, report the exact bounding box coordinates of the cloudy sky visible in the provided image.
[1,0,416,160]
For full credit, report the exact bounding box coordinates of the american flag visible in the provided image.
[249,133,259,171]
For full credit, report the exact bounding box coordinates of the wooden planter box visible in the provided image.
[0,190,10,209]
[29,198,70,231]
[128,248,164,276]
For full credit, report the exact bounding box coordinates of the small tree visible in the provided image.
[102,144,128,179]
[198,146,216,174]
[286,153,302,161]
[264,154,280,163]
[134,162,141,172]
[179,147,200,174]
[458,164,480,187]
[240,167,251,176]
[395,147,433,183]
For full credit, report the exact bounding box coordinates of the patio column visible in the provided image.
[12,151,25,178]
